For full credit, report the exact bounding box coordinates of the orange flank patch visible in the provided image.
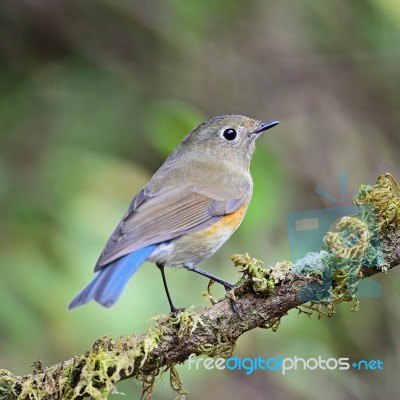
[203,203,249,235]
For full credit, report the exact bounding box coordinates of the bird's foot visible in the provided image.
[169,306,185,319]
[224,285,241,318]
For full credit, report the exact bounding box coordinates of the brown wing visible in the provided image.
[94,185,248,270]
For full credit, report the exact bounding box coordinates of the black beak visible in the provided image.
[253,120,280,134]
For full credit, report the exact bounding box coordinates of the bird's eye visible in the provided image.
[222,128,237,141]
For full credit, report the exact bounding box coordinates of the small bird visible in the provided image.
[68,115,279,313]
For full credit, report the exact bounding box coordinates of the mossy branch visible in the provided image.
[1,173,399,400]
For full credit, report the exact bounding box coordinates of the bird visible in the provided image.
[68,114,279,313]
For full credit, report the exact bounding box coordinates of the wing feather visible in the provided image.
[94,185,249,270]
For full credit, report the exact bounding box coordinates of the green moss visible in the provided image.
[140,326,164,367]
[231,253,292,293]
[230,254,293,332]
[74,339,126,399]
[169,310,204,339]
[0,370,17,400]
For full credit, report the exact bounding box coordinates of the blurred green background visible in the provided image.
[1,1,399,399]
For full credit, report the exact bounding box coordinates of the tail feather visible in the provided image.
[68,244,157,309]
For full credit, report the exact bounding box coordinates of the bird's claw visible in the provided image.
[224,285,242,319]
[170,307,185,318]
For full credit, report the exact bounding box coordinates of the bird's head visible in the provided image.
[180,114,279,166]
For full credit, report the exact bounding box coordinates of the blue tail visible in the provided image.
[68,244,157,309]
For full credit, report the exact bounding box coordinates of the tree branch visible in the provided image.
[1,173,399,400]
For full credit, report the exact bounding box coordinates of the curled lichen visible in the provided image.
[139,371,158,400]
[202,280,218,305]
[169,365,188,400]
[325,216,370,259]
[354,173,400,227]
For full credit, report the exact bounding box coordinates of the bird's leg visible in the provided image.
[183,263,239,315]
[156,263,179,316]
[183,263,234,290]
